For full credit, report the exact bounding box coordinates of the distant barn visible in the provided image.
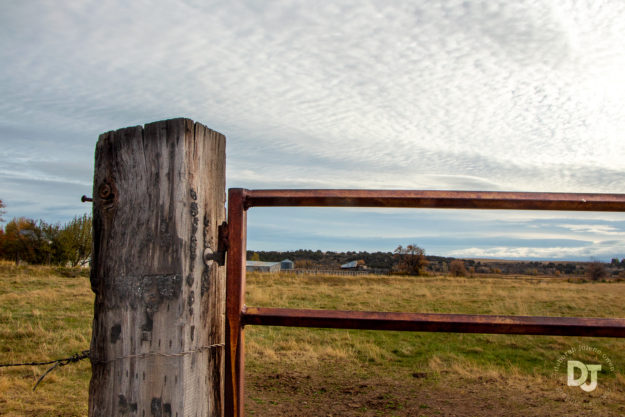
[341,260,359,269]
[281,259,294,270]
[246,261,281,273]
[246,259,296,273]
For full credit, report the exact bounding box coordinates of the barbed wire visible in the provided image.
[0,350,90,391]
[89,343,225,364]
[0,350,90,369]
[0,343,224,391]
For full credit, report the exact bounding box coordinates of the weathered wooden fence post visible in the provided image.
[88,118,226,416]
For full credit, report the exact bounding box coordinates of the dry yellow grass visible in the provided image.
[2,265,625,415]
[0,262,93,416]
[246,272,625,317]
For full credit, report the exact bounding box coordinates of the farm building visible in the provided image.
[341,260,368,270]
[341,260,359,269]
[246,261,281,273]
[246,259,297,273]
[281,259,294,270]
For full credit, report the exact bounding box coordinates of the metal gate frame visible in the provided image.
[224,188,625,417]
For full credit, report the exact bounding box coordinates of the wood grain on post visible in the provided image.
[88,118,226,416]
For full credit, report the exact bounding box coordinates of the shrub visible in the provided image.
[449,259,467,277]
[586,262,607,281]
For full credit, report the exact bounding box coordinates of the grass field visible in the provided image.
[1,263,624,416]
[0,263,92,416]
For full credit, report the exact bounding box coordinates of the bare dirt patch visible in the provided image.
[246,361,625,416]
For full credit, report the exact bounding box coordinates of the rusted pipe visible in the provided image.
[225,189,247,417]
[241,189,625,212]
[243,307,625,338]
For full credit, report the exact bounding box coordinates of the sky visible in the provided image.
[1,0,624,261]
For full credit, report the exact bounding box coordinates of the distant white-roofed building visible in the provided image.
[246,261,281,273]
[341,260,359,269]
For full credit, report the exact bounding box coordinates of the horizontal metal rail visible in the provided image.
[244,189,625,211]
[243,307,625,338]
[225,187,625,417]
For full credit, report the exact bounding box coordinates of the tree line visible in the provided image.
[248,244,625,279]
[248,245,442,275]
[0,200,91,267]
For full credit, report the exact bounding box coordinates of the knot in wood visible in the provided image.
[98,183,112,199]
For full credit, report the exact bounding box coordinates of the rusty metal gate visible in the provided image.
[224,188,625,417]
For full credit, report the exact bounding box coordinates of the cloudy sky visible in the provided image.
[1,0,624,260]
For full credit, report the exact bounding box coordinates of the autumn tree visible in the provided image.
[0,214,92,266]
[36,221,63,265]
[587,261,607,281]
[449,259,468,277]
[58,214,92,267]
[2,217,38,265]
[393,244,428,275]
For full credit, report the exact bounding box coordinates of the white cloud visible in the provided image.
[1,0,624,255]
[559,224,622,236]
[448,245,621,260]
